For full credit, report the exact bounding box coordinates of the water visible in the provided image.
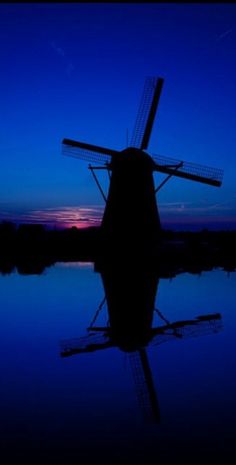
[0,263,235,464]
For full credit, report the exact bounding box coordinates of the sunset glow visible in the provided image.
[1,200,236,231]
[0,206,104,229]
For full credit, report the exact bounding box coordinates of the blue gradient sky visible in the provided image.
[0,3,235,229]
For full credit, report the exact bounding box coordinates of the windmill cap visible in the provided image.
[113,147,156,169]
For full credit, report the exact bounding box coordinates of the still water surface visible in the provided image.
[0,263,235,464]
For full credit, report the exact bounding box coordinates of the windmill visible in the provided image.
[60,262,223,424]
[62,76,224,253]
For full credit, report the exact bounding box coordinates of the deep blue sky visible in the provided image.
[0,3,235,229]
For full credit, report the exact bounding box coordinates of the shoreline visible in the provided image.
[1,222,236,276]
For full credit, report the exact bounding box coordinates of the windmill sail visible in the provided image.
[62,138,118,165]
[60,330,113,357]
[152,152,224,187]
[60,313,222,357]
[150,313,222,347]
[62,137,224,187]
[129,348,161,423]
[130,77,164,150]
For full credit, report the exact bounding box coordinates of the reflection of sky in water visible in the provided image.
[0,264,235,463]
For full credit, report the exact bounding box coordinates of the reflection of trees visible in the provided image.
[0,222,236,275]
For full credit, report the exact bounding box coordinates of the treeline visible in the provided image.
[0,222,101,274]
[159,228,236,275]
[0,221,236,275]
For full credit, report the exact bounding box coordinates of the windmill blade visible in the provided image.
[151,152,224,187]
[150,313,222,347]
[130,77,164,150]
[62,138,119,165]
[60,330,113,357]
[129,348,160,423]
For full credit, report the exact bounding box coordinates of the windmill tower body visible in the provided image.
[62,76,223,252]
[100,260,159,351]
[101,148,161,250]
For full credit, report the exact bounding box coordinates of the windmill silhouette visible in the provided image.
[60,263,222,424]
[62,76,224,252]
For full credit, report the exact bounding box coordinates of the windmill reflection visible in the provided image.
[60,261,222,424]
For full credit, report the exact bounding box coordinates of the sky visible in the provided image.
[0,2,236,230]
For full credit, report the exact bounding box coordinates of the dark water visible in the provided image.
[0,263,235,464]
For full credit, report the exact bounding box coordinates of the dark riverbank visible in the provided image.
[0,221,236,276]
